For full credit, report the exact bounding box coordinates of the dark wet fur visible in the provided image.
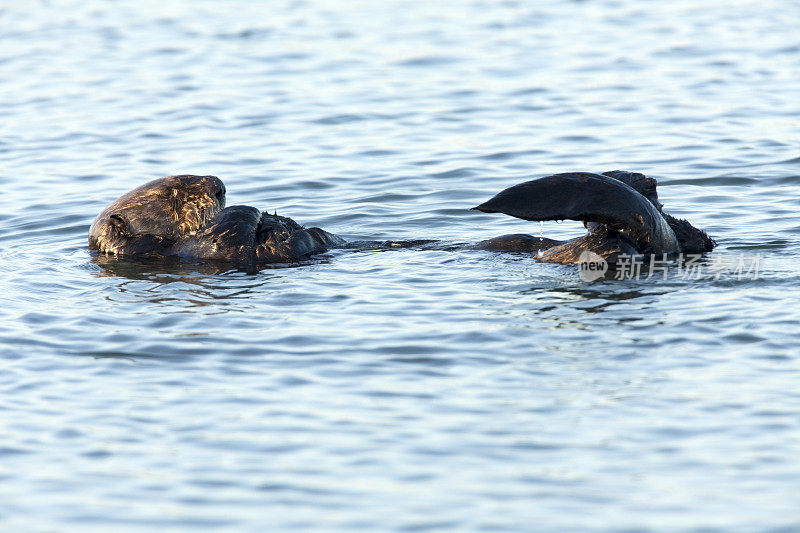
[602,170,715,254]
[473,234,561,252]
[662,213,716,254]
[90,176,344,266]
[474,170,715,264]
[177,207,345,264]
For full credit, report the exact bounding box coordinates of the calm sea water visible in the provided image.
[1,1,799,531]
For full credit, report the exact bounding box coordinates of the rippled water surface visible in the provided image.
[2,1,800,531]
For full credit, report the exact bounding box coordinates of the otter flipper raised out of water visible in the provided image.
[474,171,715,264]
[89,175,344,265]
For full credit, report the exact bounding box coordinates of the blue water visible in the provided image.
[2,1,800,531]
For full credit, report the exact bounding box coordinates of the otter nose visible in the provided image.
[201,176,225,203]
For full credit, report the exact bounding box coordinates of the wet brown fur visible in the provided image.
[89,175,225,256]
[89,175,343,265]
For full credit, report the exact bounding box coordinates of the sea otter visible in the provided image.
[473,170,715,263]
[89,175,344,264]
[90,171,714,267]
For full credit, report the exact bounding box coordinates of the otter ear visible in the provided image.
[108,214,129,237]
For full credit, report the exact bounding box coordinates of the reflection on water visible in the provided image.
[90,253,307,281]
[2,0,800,531]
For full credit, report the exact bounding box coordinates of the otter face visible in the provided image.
[89,175,226,255]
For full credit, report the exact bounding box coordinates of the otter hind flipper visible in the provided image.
[473,172,680,255]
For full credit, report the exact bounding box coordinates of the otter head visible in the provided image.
[89,175,226,255]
